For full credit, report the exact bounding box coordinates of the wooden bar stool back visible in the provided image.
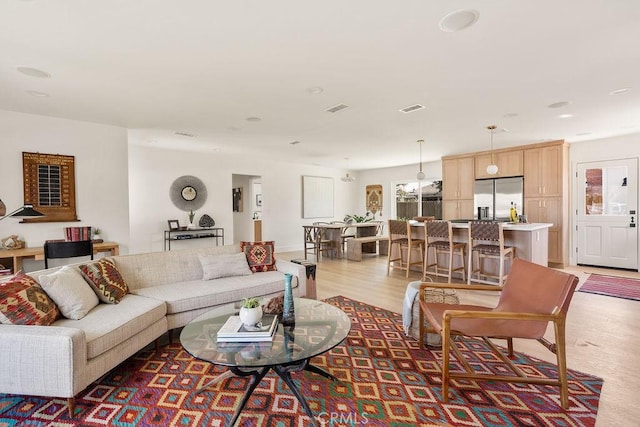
[423,220,466,282]
[467,221,515,285]
[404,221,425,278]
[386,219,410,275]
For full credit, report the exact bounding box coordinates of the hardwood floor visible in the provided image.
[282,250,640,426]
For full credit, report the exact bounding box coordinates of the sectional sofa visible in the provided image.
[0,243,309,416]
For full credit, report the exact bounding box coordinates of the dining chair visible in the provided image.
[423,220,466,282]
[331,221,356,251]
[467,221,515,285]
[44,240,94,268]
[303,226,333,261]
[418,258,579,409]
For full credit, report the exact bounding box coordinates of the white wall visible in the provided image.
[127,142,361,254]
[0,110,130,270]
[357,160,443,221]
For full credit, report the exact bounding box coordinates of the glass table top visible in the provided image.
[180,298,351,368]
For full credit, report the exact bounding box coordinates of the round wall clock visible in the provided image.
[169,175,207,211]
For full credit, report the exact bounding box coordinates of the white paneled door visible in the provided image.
[576,158,638,270]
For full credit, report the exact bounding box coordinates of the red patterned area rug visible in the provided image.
[0,296,602,426]
[578,273,640,301]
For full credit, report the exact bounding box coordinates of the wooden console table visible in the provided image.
[0,242,119,274]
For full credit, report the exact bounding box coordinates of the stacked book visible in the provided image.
[64,226,92,242]
[217,314,278,342]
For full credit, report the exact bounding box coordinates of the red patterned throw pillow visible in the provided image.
[241,241,277,273]
[80,258,129,304]
[0,271,60,325]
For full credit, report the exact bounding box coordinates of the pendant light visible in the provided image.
[416,139,425,180]
[486,125,498,175]
[341,157,355,182]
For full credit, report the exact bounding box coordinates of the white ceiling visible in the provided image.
[2,0,639,170]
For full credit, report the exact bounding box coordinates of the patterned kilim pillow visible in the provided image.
[80,258,129,304]
[0,271,60,325]
[241,241,277,273]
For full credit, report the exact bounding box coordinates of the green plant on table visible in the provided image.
[241,297,261,309]
[343,211,374,223]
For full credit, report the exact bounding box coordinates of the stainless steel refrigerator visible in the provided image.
[473,177,524,221]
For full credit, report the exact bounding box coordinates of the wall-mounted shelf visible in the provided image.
[163,227,224,251]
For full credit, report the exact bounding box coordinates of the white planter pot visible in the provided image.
[239,306,263,326]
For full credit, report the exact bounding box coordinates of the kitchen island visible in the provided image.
[450,222,552,266]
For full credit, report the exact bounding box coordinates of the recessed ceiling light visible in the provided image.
[246,117,262,122]
[557,114,574,119]
[306,87,324,94]
[16,66,51,78]
[609,87,631,95]
[25,90,49,97]
[439,9,479,33]
[548,101,571,109]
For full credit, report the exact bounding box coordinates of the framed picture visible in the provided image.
[167,219,180,231]
[256,194,262,207]
[232,187,243,212]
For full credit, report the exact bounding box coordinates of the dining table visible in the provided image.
[308,222,381,259]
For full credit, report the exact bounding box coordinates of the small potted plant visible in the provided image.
[187,210,196,229]
[239,297,262,326]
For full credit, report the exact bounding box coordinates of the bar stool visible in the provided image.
[467,221,515,285]
[387,220,425,277]
[423,220,466,282]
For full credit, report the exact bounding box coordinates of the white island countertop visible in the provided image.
[449,222,553,231]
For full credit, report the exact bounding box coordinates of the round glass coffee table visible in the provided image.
[180,298,351,426]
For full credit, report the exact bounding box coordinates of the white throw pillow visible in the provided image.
[199,252,253,280]
[39,266,99,320]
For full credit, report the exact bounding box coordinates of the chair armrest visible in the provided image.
[419,282,503,293]
[442,310,556,323]
[0,325,86,397]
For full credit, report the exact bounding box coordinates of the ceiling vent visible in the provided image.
[325,104,350,113]
[399,104,425,113]
[173,131,197,138]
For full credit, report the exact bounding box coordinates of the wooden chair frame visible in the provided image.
[467,221,515,285]
[423,220,466,282]
[303,225,333,261]
[418,259,579,410]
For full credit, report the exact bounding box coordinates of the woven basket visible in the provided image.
[408,284,459,346]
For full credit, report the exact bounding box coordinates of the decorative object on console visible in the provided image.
[167,219,180,231]
[198,213,215,228]
[169,175,207,211]
[241,241,277,272]
[0,199,5,216]
[1,235,25,249]
[187,210,196,229]
[282,273,295,325]
[92,228,103,243]
[0,203,44,223]
[486,125,498,175]
[64,226,91,241]
[366,185,383,215]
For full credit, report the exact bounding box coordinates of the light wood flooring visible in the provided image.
[281,250,640,426]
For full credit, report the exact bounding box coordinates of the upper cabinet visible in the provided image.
[442,156,475,200]
[523,144,563,197]
[475,150,524,179]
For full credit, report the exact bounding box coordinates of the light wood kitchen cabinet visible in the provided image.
[443,199,474,220]
[475,150,524,179]
[524,197,562,264]
[524,145,563,197]
[442,156,474,200]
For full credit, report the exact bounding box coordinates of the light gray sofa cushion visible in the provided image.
[199,252,252,280]
[54,294,166,359]
[38,266,99,320]
[131,271,291,315]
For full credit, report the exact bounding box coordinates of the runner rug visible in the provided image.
[0,296,602,426]
[578,273,640,301]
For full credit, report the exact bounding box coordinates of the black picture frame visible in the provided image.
[168,219,180,231]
